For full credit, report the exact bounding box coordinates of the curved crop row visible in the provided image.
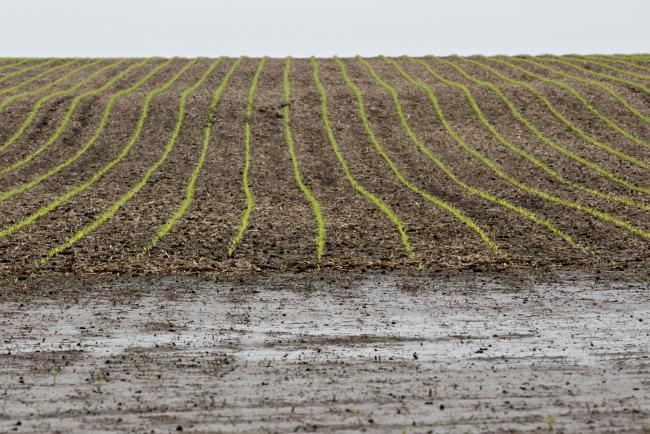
[0,59,149,176]
[428,57,650,209]
[282,57,326,268]
[0,59,32,74]
[0,59,170,204]
[543,57,650,97]
[37,58,219,266]
[311,57,415,260]
[0,59,103,111]
[464,57,650,172]
[348,57,517,259]
[0,59,195,241]
[0,59,81,97]
[0,59,57,87]
[405,58,650,242]
[227,57,268,257]
[494,57,650,150]
[0,59,125,155]
[365,56,584,255]
[603,56,650,74]
[142,58,243,255]
[567,55,650,81]
[514,57,650,126]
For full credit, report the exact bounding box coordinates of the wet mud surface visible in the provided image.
[1,271,649,433]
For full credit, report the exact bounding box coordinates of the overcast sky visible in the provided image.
[1,0,648,57]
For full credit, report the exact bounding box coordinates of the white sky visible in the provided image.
[1,0,649,57]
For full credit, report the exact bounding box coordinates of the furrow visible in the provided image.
[141,58,242,256]
[464,57,650,171]
[0,60,193,240]
[0,59,149,176]
[0,59,32,74]
[0,58,172,205]
[311,57,415,260]
[37,58,214,266]
[227,57,268,257]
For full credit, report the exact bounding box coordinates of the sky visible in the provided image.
[1,0,649,57]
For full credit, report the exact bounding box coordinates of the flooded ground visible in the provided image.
[0,270,649,433]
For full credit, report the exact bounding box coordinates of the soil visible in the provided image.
[1,56,649,432]
[1,270,649,433]
[0,56,649,274]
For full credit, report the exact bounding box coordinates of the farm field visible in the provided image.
[1,55,650,433]
[0,55,649,274]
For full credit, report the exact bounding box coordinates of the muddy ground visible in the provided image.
[1,270,649,433]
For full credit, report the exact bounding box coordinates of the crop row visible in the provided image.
[0,55,648,268]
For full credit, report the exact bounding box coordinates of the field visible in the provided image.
[1,55,650,433]
[0,55,649,273]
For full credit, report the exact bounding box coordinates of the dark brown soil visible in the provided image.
[0,55,649,276]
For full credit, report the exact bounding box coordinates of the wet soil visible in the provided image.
[0,270,649,433]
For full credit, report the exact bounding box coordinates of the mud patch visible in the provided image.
[0,270,648,433]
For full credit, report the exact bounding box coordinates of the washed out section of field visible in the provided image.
[0,271,649,433]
